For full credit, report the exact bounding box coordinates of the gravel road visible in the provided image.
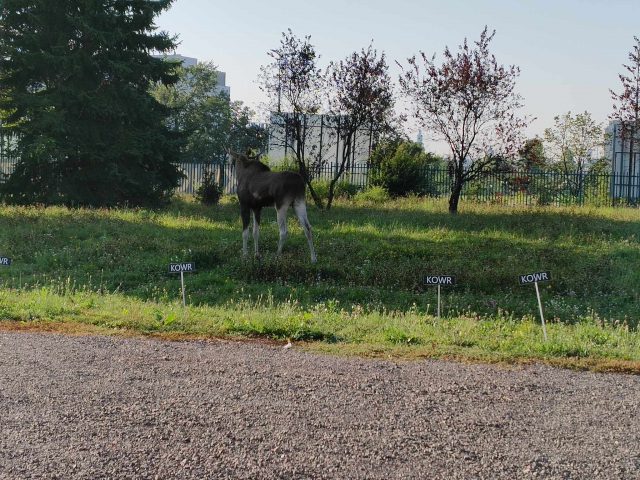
[0,332,639,479]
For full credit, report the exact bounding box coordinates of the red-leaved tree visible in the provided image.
[399,27,529,214]
[325,44,396,209]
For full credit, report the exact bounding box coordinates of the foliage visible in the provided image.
[518,137,547,170]
[324,44,396,208]
[259,29,325,208]
[195,168,223,205]
[267,156,298,172]
[353,186,390,203]
[399,27,529,214]
[310,179,360,201]
[370,139,440,196]
[151,62,267,163]
[544,112,605,173]
[0,0,181,207]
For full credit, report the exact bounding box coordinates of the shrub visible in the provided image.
[370,140,440,197]
[269,156,298,172]
[334,181,360,198]
[309,179,361,202]
[195,168,223,205]
[354,186,389,204]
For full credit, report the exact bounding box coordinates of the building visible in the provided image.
[266,112,374,169]
[153,54,230,97]
[607,120,640,201]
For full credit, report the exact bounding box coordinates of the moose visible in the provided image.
[231,151,317,263]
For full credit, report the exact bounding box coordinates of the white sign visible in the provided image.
[169,262,196,273]
[168,262,196,307]
[424,275,456,319]
[519,271,550,285]
[424,275,456,286]
[518,271,551,341]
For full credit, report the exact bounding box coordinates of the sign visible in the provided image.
[423,274,456,319]
[519,271,550,286]
[168,262,196,274]
[518,271,551,341]
[168,262,196,307]
[424,275,456,286]
[0,257,11,266]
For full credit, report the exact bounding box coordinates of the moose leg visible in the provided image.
[293,200,317,264]
[276,204,289,255]
[241,205,251,257]
[252,208,262,258]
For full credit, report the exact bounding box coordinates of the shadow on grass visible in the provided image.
[0,200,637,324]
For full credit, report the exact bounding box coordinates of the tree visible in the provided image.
[543,111,605,195]
[324,44,395,209]
[259,29,325,208]
[610,36,640,200]
[229,101,268,155]
[518,137,546,170]
[0,0,181,207]
[370,139,440,197]
[399,27,528,214]
[152,62,267,163]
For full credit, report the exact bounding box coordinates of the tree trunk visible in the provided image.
[628,126,635,203]
[307,180,325,209]
[326,182,336,210]
[448,179,463,214]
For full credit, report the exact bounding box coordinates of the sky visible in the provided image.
[155,0,639,154]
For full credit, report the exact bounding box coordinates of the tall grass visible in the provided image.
[0,196,638,367]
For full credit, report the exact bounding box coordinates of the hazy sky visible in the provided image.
[155,0,639,153]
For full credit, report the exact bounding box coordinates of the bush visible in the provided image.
[309,179,361,202]
[195,168,223,205]
[269,156,298,172]
[334,181,360,198]
[354,186,389,204]
[370,140,440,197]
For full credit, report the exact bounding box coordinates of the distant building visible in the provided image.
[266,112,375,168]
[153,54,230,97]
[607,120,640,201]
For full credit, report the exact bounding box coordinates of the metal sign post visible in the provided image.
[519,271,551,341]
[169,262,196,307]
[180,270,186,307]
[423,275,456,320]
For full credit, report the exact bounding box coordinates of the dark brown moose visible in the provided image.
[232,152,317,263]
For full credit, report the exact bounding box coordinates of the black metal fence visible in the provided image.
[1,155,637,207]
[176,161,637,207]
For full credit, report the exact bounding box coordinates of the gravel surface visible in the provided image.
[0,332,639,479]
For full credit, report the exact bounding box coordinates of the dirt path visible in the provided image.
[0,332,638,479]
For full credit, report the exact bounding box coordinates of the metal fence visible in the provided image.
[176,161,637,207]
[0,132,18,181]
[1,155,637,207]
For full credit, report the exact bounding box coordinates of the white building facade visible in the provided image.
[266,113,374,169]
[607,121,640,201]
[154,54,230,97]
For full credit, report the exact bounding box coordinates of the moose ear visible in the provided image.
[229,150,249,166]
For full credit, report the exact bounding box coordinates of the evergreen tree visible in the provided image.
[0,0,181,206]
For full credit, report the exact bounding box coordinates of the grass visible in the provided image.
[0,196,638,371]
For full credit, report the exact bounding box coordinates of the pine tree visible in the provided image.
[0,0,181,206]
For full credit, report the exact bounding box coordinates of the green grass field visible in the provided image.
[0,197,638,370]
